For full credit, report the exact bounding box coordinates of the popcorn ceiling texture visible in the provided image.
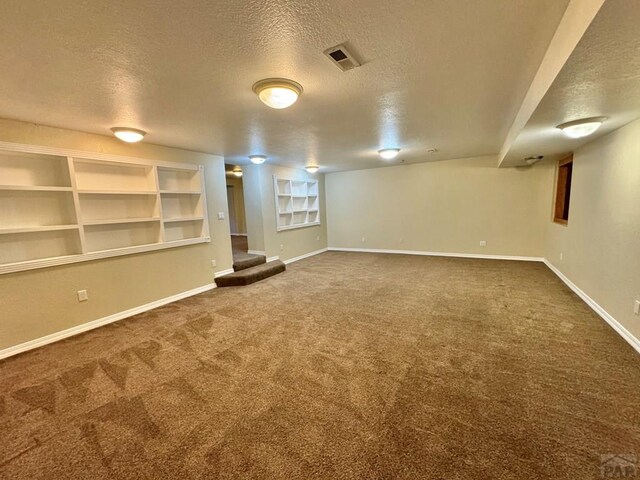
[0,0,569,171]
[1,252,639,479]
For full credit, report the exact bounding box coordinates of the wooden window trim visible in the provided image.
[553,154,573,225]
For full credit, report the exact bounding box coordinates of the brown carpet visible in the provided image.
[1,252,639,479]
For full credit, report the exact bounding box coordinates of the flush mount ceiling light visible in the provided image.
[249,155,267,165]
[378,148,400,160]
[305,165,319,173]
[252,78,303,109]
[111,127,146,143]
[232,166,243,177]
[524,155,544,165]
[556,116,607,139]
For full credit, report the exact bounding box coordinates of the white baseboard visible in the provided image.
[283,248,329,265]
[327,247,544,262]
[543,260,640,355]
[0,283,216,361]
[247,250,265,256]
[231,233,247,237]
[267,255,280,263]
[214,268,234,278]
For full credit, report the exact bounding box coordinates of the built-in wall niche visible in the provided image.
[0,143,210,275]
[273,176,320,231]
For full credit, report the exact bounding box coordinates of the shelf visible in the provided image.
[0,225,79,235]
[273,175,321,232]
[83,217,160,226]
[158,168,200,191]
[84,221,161,253]
[1,190,77,228]
[0,185,72,192]
[164,219,204,242]
[86,242,162,256]
[74,159,155,192]
[159,190,201,195]
[0,145,210,274]
[78,190,157,195]
[0,229,82,264]
[163,216,204,223]
[0,150,71,188]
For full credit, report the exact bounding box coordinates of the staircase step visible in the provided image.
[233,254,266,272]
[216,260,286,287]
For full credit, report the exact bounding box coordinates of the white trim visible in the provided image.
[0,237,210,275]
[0,283,216,360]
[283,248,328,265]
[214,268,234,278]
[327,247,543,262]
[230,233,248,237]
[543,260,640,355]
[248,250,265,256]
[267,255,280,263]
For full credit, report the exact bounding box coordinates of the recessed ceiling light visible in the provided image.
[111,127,146,143]
[305,165,319,173]
[232,166,243,177]
[249,155,267,164]
[524,155,544,165]
[252,78,303,109]
[378,148,400,160]
[556,116,607,139]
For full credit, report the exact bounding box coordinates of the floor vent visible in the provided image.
[323,44,361,72]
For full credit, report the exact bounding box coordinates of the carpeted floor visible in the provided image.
[1,252,639,479]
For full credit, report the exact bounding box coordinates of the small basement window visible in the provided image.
[554,155,573,224]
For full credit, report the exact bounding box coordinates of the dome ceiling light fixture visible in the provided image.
[252,78,303,109]
[524,155,544,165]
[249,155,267,164]
[111,127,146,143]
[232,166,243,177]
[556,116,608,139]
[378,148,401,160]
[305,165,319,173]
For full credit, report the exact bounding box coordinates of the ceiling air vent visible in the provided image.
[324,44,361,72]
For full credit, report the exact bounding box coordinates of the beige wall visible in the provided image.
[225,175,247,234]
[243,163,328,260]
[326,155,550,257]
[0,118,233,351]
[545,118,640,340]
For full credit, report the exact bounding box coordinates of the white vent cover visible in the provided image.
[323,44,361,72]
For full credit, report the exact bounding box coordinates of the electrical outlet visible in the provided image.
[316,235,320,241]
[217,211,225,220]
[361,236,366,243]
[399,238,404,244]
[211,260,216,268]
[634,300,640,316]
[77,290,88,302]
[560,252,564,261]
[280,244,284,251]
[479,240,487,247]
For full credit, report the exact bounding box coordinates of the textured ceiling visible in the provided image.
[0,0,569,172]
[501,0,640,166]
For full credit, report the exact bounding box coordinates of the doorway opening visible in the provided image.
[225,164,248,254]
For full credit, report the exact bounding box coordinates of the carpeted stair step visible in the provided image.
[232,254,266,272]
[216,260,286,287]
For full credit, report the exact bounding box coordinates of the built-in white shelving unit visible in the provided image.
[0,143,210,274]
[273,176,320,231]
